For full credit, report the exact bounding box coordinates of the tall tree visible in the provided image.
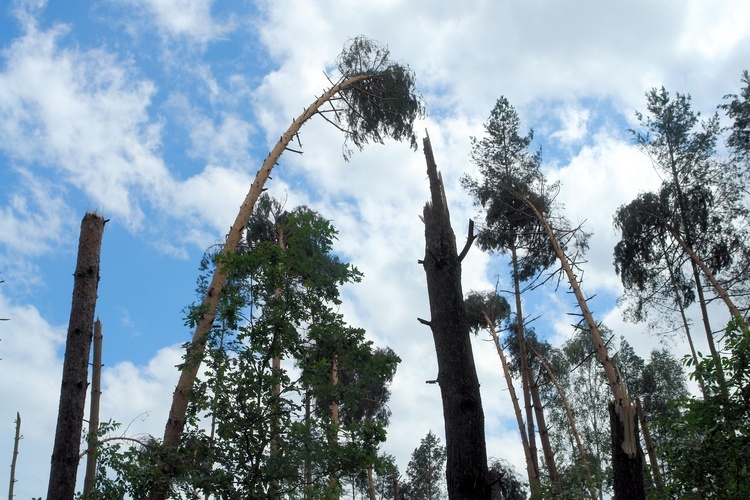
[622,87,750,397]
[151,36,423,498]
[462,97,579,496]
[47,212,105,500]
[420,134,491,499]
[401,430,447,500]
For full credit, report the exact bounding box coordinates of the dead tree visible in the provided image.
[419,134,490,499]
[47,212,105,500]
[9,412,20,500]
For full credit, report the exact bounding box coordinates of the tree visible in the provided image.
[620,87,750,400]
[151,36,423,498]
[722,70,750,167]
[402,430,447,500]
[487,459,527,500]
[461,97,562,496]
[47,212,105,500]
[420,134,491,499]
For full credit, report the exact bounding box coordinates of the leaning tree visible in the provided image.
[150,36,423,499]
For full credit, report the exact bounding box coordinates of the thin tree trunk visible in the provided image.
[510,246,541,490]
[9,412,20,500]
[483,312,538,496]
[421,134,490,499]
[635,398,662,490]
[529,371,560,494]
[47,212,105,500]
[367,466,377,500]
[83,320,103,498]
[305,389,313,499]
[149,73,373,500]
[329,355,340,498]
[526,343,597,500]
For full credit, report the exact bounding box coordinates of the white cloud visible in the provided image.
[119,0,235,43]
[0,20,173,229]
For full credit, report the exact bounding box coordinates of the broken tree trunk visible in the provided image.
[609,401,646,500]
[420,133,490,499]
[83,319,103,498]
[518,194,645,499]
[47,212,105,500]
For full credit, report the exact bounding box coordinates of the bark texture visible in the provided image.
[47,212,105,500]
[609,401,646,500]
[421,134,490,499]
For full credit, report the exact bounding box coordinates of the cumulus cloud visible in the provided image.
[118,0,235,43]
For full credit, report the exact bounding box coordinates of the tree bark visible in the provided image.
[421,134,490,499]
[83,320,103,498]
[608,401,646,500]
[47,212,105,500]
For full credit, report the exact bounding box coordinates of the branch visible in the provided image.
[457,219,476,262]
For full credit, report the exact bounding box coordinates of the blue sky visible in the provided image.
[1,0,749,496]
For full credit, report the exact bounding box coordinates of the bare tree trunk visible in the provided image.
[510,247,541,490]
[83,320,103,498]
[484,312,538,495]
[367,466,377,500]
[529,377,560,495]
[8,412,20,500]
[149,73,374,500]
[420,134,490,499]
[527,343,597,500]
[47,212,105,500]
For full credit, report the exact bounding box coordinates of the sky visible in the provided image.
[1,0,749,497]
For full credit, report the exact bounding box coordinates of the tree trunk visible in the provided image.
[9,412,20,500]
[527,343,597,500]
[517,194,646,498]
[47,212,105,500]
[420,134,490,499]
[83,320,103,498]
[635,398,662,491]
[529,375,560,494]
[329,355,340,498]
[510,247,541,491]
[149,73,373,500]
[484,312,538,496]
[608,401,646,500]
[367,466,377,500]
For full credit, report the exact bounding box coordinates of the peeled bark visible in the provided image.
[47,212,105,500]
[635,398,662,490]
[83,320,103,498]
[609,401,646,500]
[421,134,490,499]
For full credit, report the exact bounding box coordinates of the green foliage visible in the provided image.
[464,289,511,334]
[722,70,750,165]
[334,35,425,159]
[401,430,447,500]
[660,318,750,498]
[88,200,398,497]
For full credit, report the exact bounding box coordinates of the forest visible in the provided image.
[27,37,750,499]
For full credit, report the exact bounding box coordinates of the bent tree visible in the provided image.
[150,36,423,498]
